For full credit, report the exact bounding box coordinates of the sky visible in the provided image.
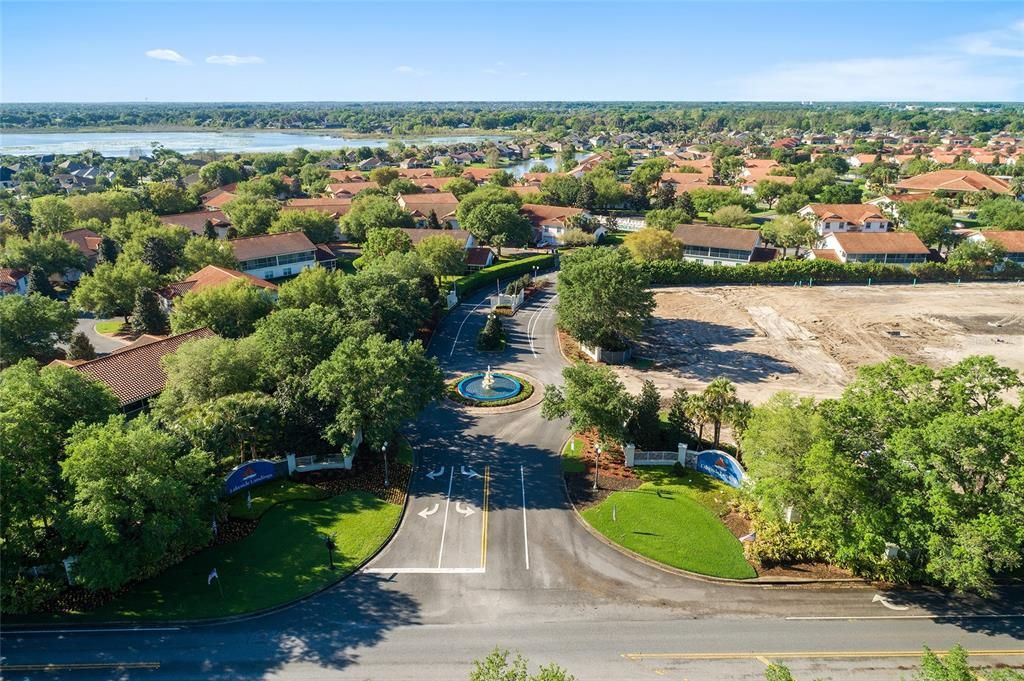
[2,1,1023,103]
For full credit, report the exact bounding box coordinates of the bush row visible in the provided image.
[638,257,1024,286]
[453,254,555,296]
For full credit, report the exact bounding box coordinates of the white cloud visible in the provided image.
[956,20,1024,58]
[481,68,499,75]
[394,65,428,75]
[734,55,1019,101]
[145,49,191,65]
[206,55,265,66]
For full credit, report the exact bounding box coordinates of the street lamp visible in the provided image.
[593,442,602,491]
[382,440,389,489]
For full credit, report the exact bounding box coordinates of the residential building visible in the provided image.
[283,198,351,220]
[60,228,102,281]
[0,268,29,296]
[798,204,893,237]
[461,168,502,184]
[328,170,366,182]
[397,192,460,228]
[894,170,1012,196]
[158,210,232,238]
[326,181,379,198]
[70,328,216,414]
[201,187,237,210]
[230,231,318,280]
[966,230,1024,267]
[671,224,762,266]
[464,247,495,270]
[811,232,929,266]
[520,204,602,246]
[158,265,278,311]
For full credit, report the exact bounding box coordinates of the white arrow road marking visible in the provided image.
[872,594,910,611]
[461,465,482,479]
[455,502,476,517]
[426,466,444,480]
[417,503,440,519]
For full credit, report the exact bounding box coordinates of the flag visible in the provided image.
[208,568,219,585]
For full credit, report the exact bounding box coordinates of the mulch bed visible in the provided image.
[565,431,640,510]
[755,562,856,580]
[293,452,411,506]
[557,329,594,364]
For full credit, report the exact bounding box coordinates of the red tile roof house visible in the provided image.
[966,230,1024,268]
[230,231,319,280]
[158,265,278,312]
[158,210,232,238]
[0,268,29,296]
[60,227,102,281]
[201,187,238,210]
[69,328,216,414]
[283,198,352,220]
[326,181,379,199]
[894,170,1012,196]
[797,204,893,238]
[810,232,930,267]
[396,192,460,228]
[671,224,763,266]
[519,204,602,246]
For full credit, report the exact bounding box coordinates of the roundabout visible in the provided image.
[445,369,542,412]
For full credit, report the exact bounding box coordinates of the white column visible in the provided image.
[677,442,688,466]
[624,443,635,468]
[286,453,296,474]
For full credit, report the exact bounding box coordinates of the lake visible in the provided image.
[0,130,512,157]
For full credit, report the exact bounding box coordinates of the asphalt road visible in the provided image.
[3,280,1023,680]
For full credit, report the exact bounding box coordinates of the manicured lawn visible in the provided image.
[72,492,400,621]
[581,469,755,579]
[94,320,125,335]
[561,436,586,473]
[226,479,328,521]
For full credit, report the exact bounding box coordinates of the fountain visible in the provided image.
[456,366,523,402]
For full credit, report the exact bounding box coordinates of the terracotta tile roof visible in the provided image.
[411,177,447,191]
[660,171,713,190]
[978,230,1024,253]
[804,203,889,225]
[397,168,436,179]
[509,185,542,197]
[73,328,216,406]
[230,231,316,262]
[811,249,842,262]
[202,189,238,209]
[521,172,554,185]
[328,170,367,182]
[896,170,1010,194]
[464,246,493,267]
[327,181,379,197]
[672,223,760,252]
[158,210,231,236]
[61,228,102,257]
[161,265,277,301]
[460,167,503,182]
[520,203,583,227]
[397,192,459,220]
[0,268,28,293]
[745,174,796,187]
[831,232,929,255]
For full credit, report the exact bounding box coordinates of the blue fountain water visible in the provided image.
[457,372,522,402]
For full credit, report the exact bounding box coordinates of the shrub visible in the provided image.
[454,254,553,297]
[477,313,505,351]
[504,273,532,295]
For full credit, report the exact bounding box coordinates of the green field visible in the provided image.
[60,490,400,621]
[582,468,755,579]
[94,320,125,335]
[226,479,328,521]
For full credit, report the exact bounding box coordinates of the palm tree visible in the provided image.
[701,378,738,449]
[684,394,710,447]
[1010,176,1024,198]
[727,399,754,462]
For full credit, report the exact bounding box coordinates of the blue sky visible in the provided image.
[2,1,1022,102]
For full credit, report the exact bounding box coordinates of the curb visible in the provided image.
[3,442,418,632]
[558,436,869,588]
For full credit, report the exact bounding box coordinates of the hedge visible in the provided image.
[453,254,555,297]
[638,258,1024,286]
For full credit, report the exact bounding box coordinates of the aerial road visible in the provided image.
[3,282,1022,680]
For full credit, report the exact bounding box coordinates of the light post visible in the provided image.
[324,533,337,570]
[382,440,389,489]
[593,442,601,491]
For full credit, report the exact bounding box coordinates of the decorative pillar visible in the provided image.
[677,442,688,466]
[624,443,636,468]
[286,453,297,474]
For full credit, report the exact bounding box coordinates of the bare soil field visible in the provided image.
[614,282,1024,405]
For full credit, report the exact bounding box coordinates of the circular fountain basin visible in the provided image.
[456,372,523,402]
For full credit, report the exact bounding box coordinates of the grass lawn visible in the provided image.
[581,469,755,579]
[67,491,399,621]
[598,231,626,246]
[227,479,328,521]
[94,320,125,335]
[561,436,586,473]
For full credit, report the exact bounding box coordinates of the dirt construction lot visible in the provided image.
[614,282,1024,405]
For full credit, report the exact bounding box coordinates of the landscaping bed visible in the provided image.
[445,373,535,408]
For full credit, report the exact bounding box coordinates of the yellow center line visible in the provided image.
[622,650,1024,661]
[480,465,490,569]
[1,662,160,671]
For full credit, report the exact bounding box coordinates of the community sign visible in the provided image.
[693,450,746,488]
[223,459,281,496]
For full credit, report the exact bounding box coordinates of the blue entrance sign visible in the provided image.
[693,450,746,488]
[223,459,281,496]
